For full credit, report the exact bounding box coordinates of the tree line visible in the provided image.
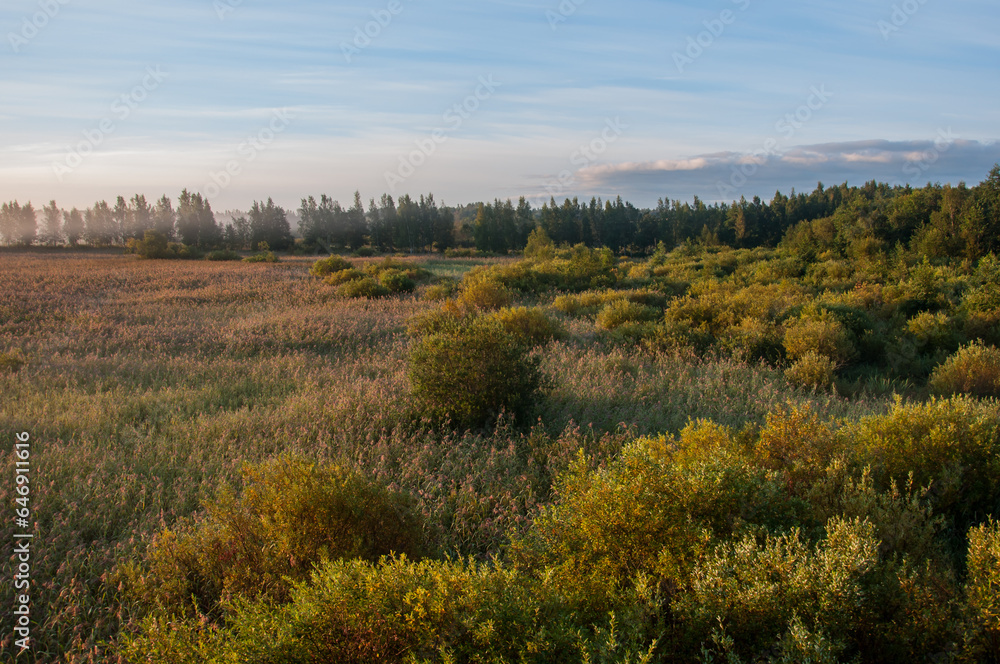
[3,164,998,260]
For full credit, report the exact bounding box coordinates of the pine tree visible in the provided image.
[42,201,62,246]
[63,208,84,247]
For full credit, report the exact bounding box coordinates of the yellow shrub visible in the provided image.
[930,342,1000,398]
[783,311,855,366]
[785,351,836,391]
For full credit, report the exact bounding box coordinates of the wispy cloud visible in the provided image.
[542,139,1000,205]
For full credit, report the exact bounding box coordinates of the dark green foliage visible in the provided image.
[128,231,199,259]
[338,276,390,299]
[205,249,241,262]
[248,198,293,251]
[408,319,544,428]
[378,269,417,294]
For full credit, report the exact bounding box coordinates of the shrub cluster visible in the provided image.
[119,398,1000,662]
[408,318,544,428]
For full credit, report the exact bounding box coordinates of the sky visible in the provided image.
[1,0,999,213]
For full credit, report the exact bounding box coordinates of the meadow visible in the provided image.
[1,245,998,663]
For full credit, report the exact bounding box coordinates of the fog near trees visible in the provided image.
[3,165,999,261]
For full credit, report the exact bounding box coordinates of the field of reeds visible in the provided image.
[1,247,998,663]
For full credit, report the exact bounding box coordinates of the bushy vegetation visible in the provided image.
[117,399,1000,663]
[408,318,544,428]
[2,189,999,663]
[120,456,426,621]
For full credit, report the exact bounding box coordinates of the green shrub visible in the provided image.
[120,555,655,664]
[205,249,241,262]
[352,246,376,257]
[378,268,416,294]
[552,291,619,317]
[364,258,432,282]
[721,318,785,363]
[244,251,279,263]
[905,311,961,364]
[324,268,365,287]
[338,277,390,299]
[524,227,555,261]
[511,430,803,603]
[849,397,1000,532]
[961,520,1000,661]
[408,320,543,427]
[131,231,171,259]
[310,256,353,278]
[457,279,513,311]
[783,310,856,367]
[595,300,661,331]
[930,342,1000,398]
[674,518,880,661]
[167,241,200,259]
[785,351,837,391]
[481,306,564,346]
[422,278,459,302]
[124,456,426,619]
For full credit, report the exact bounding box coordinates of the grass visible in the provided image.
[0,251,900,661]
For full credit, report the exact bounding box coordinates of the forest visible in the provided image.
[3,164,1000,261]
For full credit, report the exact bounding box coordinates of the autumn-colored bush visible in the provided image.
[481,306,564,346]
[123,456,426,619]
[596,300,661,331]
[930,342,1000,397]
[961,520,1000,661]
[324,267,365,287]
[310,255,353,277]
[456,278,513,311]
[785,351,837,391]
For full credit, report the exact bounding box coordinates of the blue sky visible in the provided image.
[1,0,998,212]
